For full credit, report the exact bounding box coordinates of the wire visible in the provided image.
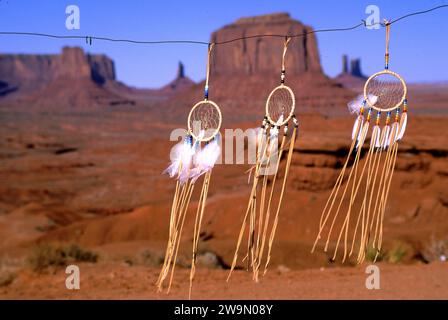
[0,4,447,46]
[0,31,210,45]
[390,4,448,24]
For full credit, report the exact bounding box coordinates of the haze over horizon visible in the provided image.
[0,1,447,88]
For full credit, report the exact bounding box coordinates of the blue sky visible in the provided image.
[0,0,447,88]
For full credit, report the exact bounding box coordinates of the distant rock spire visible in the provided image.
[342,55,349,74]
[340,55,365,78]
[177,61,185,79]
[350,58,363,78]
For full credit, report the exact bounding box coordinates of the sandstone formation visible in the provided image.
[0,48,194,107]
[210,13,322,76]
[0,47,130,107]
[0,47,115,95]
[0,80,16,96]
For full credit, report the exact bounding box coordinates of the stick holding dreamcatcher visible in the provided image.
[156,43,222,299]
[311,21,408,263]
[228,37,299,282]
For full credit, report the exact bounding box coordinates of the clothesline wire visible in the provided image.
[0,4,447,46]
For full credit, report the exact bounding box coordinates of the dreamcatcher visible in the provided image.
[312,21,408,263]
[156,43,222,298]
[228,37,299,282]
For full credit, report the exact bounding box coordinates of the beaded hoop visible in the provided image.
[265,84,295,126]
[363,69,407,112]
[187,99,222,142]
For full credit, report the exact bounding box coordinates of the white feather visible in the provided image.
[368,94,378,107]
[370,125,378,147]
[373,126,381,148]
[347,95,363,115]
[357,118,365,143]
[196,130,205,141]
[347,94,377,115]
[270,126,279,138]
[356,121,369,150]
[351,117,359,140]
[189,137,221,183]
[382,125,390,149]
[177,130,206,183]
[351,115,364,141]
[164,140,194,179]
[396,112,407,141]
[390,122,399,145]
[275,114,284,126]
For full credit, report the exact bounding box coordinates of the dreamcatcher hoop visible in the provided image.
[363,69,407,112]
[187,99,222,142]
[265,84,295,127]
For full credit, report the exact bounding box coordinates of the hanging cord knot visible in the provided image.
[280,36,291,84]
[292,114,299,128]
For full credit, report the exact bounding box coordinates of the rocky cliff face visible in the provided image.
[0,47,116,97]
[0,80,17,96]
[210,13,322,76]
[171,13,351,121]
[0,47,134,107]
[0,47,194,106]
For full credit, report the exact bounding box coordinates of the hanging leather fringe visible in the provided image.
[228,116,298,282]
[312,103,408,263]
[229,37,298,281]
[263,123,297,275]
[311,108,363,254]
[157,178,195,293]
[254,127,286,281]
[227,124,269,280]
[189,170,212,299]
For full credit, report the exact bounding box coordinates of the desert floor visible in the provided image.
[0,89,447,300]
[1,262,447,299]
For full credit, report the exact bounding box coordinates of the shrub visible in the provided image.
[386,244,407,264]
[139,249,164,267]
[364,242,408,264]
[27,243,98,272]
[365,245,385,263]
